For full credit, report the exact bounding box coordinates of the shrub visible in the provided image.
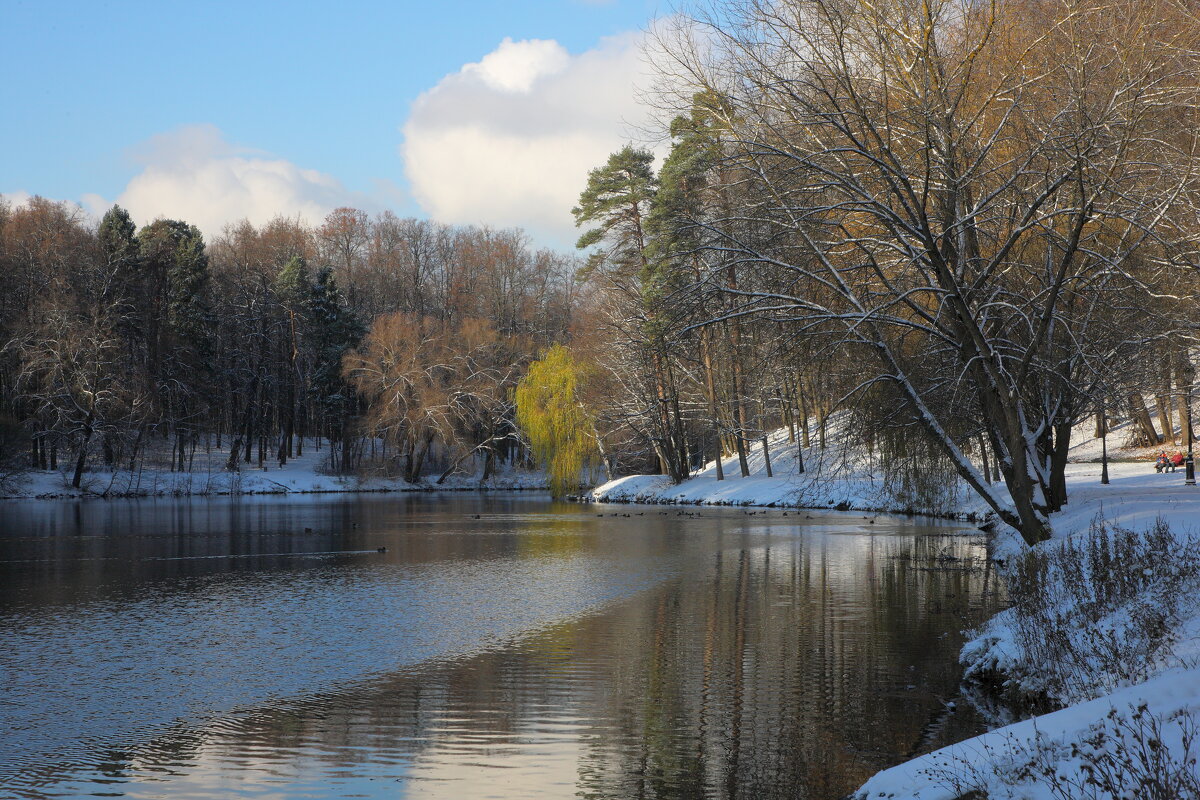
[920,704,1200,799]
[1002,515,1200,703]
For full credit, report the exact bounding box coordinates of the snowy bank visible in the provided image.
[854,666,1200,799]
[856,462,1200,795]
[589,426,992,519]
[0,445,546,500]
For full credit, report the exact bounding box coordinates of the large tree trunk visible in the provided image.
[798,381,811,448]
[481,446,495,482]
[1178,394,1193,446]
[1046,421,1071,510]
[665,358,689,481]
[1158,352,1176,443]
[1129,392,1161,446]
[72,411,94,489]
[1156,395,1174,444]
[979,433,992,484]
[651,351,686,483]
[728,343,751,477]
[407,431,434,483]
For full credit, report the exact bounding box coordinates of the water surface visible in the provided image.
[0,493,999,799]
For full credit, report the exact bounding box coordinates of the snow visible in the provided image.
[589,424,981,517]
[855,668,1200,800]
[0,441,547,499]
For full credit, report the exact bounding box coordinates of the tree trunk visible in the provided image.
[1178,394,1193,445]
[731,368,751,477]
[760,437,773,478]
[408,432,434,483]
[798,382,811,448]
[724,268,752,478]
[1159,351,1176,443]
[481,446,495,482]
[1047,421,1071,510]
[1128,393,1160,446]
[783,380,797,443]
[700,329,725,481]
[1156,395,1174,444]
[979,433,991,485]
[72,412,94,489]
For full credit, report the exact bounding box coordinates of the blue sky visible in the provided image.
[2,0,665,247]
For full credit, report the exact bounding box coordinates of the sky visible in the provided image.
[1,0,667,250]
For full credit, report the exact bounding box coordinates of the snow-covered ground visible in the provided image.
[0,443,546,499]
[591,420,1200,797]
[589,425,983,516]
[589,418,1197,526]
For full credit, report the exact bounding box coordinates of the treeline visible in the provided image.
[545,0,1200,545]
[0,199,577,486]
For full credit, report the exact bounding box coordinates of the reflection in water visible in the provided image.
[0,495,999,799]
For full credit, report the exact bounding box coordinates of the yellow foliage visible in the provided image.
[514,345,600,498]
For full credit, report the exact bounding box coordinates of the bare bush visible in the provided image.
[1005,516,1200,702]
[918,704,1200,799]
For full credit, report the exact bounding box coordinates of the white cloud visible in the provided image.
[463,37,570,93]
[0,190,33,209]
[104,124,374,236]
[401,32,659,249]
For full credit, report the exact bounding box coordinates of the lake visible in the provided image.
[0,493,1000,799]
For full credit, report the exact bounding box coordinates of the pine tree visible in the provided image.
[138,219,214,470]
[647,93,738,479]
[307,266,364,471]
[274,257,313,463]
[574,146,689,482]
[573,146,658,281]
[98,205,139,309]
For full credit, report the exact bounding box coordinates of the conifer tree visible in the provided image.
[573,146,658,280]
[574,146,689,482]
[98,205,139,310]
[308,266,364,470]
[138,219,213,469]
[274,257,313,462]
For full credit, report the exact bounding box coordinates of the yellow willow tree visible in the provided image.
[515,345,605,498]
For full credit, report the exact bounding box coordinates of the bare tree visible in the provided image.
[651,0,1200,544]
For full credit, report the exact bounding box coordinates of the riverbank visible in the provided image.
[0,445,546,499]
[590,424,1200,797]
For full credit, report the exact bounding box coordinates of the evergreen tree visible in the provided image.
[573,146,658,281]
[98,205,139,307]
[647,93,738,478]
[275,256,312,314]
[307,266,364,470]
[138,219,214,469]
[274,256,313,463]
[574,146,689,482]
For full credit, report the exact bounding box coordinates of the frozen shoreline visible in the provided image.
[0,446,548,501]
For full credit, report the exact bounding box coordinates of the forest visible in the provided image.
[556,0,1200,547]
[5,0,1200,550]
[0,202,578,489]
